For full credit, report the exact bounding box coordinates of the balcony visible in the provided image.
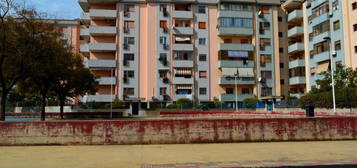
[288,9,303,23]
[289,76,306,85]
[217,27,253,36]
[89,9,116,19]
[80,28,89,37]
[218,43,254,51]
[218,77,255,85]
[282,0,304,11]
[218,60,254,68]
[173,77,194,84]
[85,59,116,69]
[173,44,193,51]
[288,26,303,38]
[89,26,116,36]
[89,43,116,52]
[80,12,90,21]
[172,10,193,19]
[218,11,253,18]
[174,94,193,100]
[78,0,89,12]
[97,77,116,85]
[80,44,89,53]
[172,27,193,35]
[313,51,330,63]
[289,93,305,98]
[288,42,304,54]
[289,59,305,69]
[219,94,255,102]
[173,60,194,68]
[81,94,115,103]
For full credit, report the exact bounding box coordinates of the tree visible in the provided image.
[301,64,357,109]
[243,97,258,109]
[0,1,41,121]
[17,13,68,120]
[53,51,97,119]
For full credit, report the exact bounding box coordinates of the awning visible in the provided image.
[175,69,192,75]
[175,37,191,42]
[222,68,237,77]
[317,61,330,73]
[238,68,254,77]
[176,85,192,90]
[228,50,249,58]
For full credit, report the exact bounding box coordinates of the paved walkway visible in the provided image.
[1,141,357,168]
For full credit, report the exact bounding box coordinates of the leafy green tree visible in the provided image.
[176,98,193,109]
[53,52,97,119]
[243,97,258,109]
[301,64,357,109]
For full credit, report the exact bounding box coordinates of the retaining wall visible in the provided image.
[1,117,357,145]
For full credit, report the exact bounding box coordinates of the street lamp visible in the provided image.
[323,37,336,113]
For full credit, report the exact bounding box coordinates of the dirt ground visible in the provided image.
[0,141,357,168]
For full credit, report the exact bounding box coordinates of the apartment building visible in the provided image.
[282,0,357,95]
[77,0,282,108]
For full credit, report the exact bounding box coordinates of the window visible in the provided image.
[224,38,232,43]
[240,39,249,44]
[261,71,272,79]
[262,87,272,97]
[199,38,206,45]
[124,4,135,12]
[124,21,135,29]
[160,21,167,29]
[313,40,329,55]
[124,53,134,60]
[219,17,253,28]
[280,79,285,85]
[278,16,282,22]
[333,20,340,31]
[124,71,134,78]
[279,32,283,37]
[311,67,316,75]
[353,2,357,10]
[260,54,271,67]
[124,37,135,44]
[260,38,271,50]
[160,36,167,44]
[199,22,206,29]
[313,20,330,36]
[332,0,339,11]
[259,6,270,14]
[279,48,284,53]
[199,71,207,78]
[355,46,357,53]
[242,88,250,94]
[280,63,284,68]
[309,33,313,41]
[354,24,357,31]
[335,40,341,50]
[260,22,270,30]
[199,54,207,61]
[219,3,252,11]
[160,87,167,95]
[226,88,233,94]
[198,6,206,13]
[124,88,135,96]
[199,88,207,95]
[310,2,329,20]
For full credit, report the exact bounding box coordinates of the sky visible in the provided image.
[16,0,82,19]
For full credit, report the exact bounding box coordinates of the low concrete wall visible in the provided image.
[1,117,357,145]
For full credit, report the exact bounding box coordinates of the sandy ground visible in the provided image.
[0,141,357,168]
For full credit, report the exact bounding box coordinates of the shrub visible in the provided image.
[166,103,178,109]
[176,98,193,109]
[243,97,258,109]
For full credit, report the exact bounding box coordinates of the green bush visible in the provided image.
[176,98,193,109]
[243,97,258,109]
[166,103,178,109]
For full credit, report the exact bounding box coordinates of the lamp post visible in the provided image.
[235,70,239,111]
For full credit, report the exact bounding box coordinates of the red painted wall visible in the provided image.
[0,117,357,145]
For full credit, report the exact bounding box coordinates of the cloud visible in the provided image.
[16,0,82,19]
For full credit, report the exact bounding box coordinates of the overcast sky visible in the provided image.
[16,0,82,19]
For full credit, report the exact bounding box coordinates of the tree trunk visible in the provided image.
[0,91,6,121]
[60,98,64,120]
[40,95,46,121]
